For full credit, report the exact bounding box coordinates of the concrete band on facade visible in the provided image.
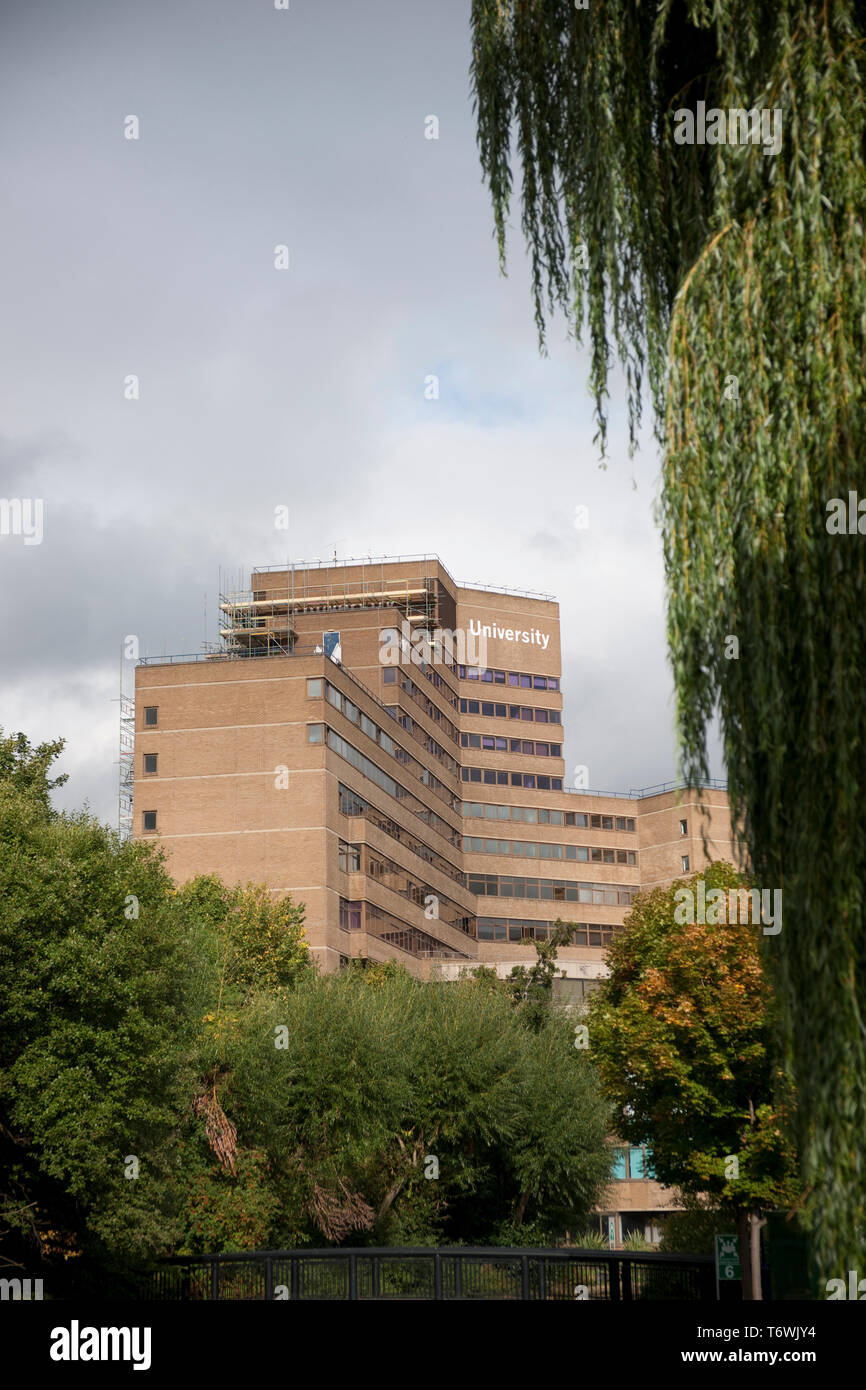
[133,555,737,1247]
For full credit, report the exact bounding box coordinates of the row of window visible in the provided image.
[457,666,560,691]
[462,802,636,832]
[464,836,637,865]
[338,784,464,884]
[313,726,461,846]
[415,657,459,705]
[461,767,564,790]
[468,875,638,905]
[460,734,562,757]
[386,706,459,774]
[309,698,458,811]
[477,917,620,947]
[338,840,473,934]
[313,679,459,792]
[381,666,460,734]
[339,898,470,960]
[459,699,561,724]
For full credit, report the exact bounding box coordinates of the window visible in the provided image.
[680,818,688,835]
[339,898,362,931]
[307,678,323,697]
[682,855,690,872]
[144,706,158,727]
[383,667,397,684]
[307,724,324,743]
[339,841,361,873]
[143,753,158,775]
[142,810,157,833]
[611,1148,628,1181]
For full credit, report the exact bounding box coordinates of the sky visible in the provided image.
[0,0,724,825]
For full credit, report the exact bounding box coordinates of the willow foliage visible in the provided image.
[471,1,866,1280]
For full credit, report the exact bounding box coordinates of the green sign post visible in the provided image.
[715,1234,741,1297]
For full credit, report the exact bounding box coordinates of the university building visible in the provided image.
[133,554,735,1246]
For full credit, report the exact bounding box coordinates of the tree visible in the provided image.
[224,967,613,1246]
[0,728,68,815]
[0,783,205,1287]
[470,0,866,1280]
[588,863,800,1299]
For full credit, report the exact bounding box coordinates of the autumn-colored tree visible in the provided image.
[588,862,799,1299]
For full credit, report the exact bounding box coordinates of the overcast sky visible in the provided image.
[0,0,724,825]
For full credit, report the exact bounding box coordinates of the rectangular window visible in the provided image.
[682,855,690,872]
[536,743,549,756]
[144,706,158,727]
[481,702,495,717]
[382,667,397,684]
[629,1147,646,1180]
[494,670,506,684]
[307,678,323,697]
[142,810,157,832]
[338,841,361,873]
[327,685,342,710]
[508,673,519,687]
[339,898,362,931]
[307,724,324,743]
[143,753,157,775]
[680,819,688,835]
[344,699,359,724]
[535,709,549,723]
[495,703,507,718]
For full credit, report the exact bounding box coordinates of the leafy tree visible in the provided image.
[0,784,205,1287]
[588,863,800,1297]
[505,922,577,1031]
[470,0,866,1280]
[0,728,68,815]
[224,968,612,1246]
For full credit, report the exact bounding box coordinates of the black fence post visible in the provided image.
[454,1255,462,1300]
[622,1257,633,1301]
[211,1259,219,1302]
[291,1254,300,1301]
[537,1257,546,1301]
[434,1251,442,1300]
[372,1254,380,1299]
[521,1255,530,1301]
[265,1256,273,1301]
[349,1253,357,1301]
[610,1257,620,1301]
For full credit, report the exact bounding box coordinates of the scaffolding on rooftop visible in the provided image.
[215,556,446,658]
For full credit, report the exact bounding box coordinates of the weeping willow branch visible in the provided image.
[471,0,866,1281]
